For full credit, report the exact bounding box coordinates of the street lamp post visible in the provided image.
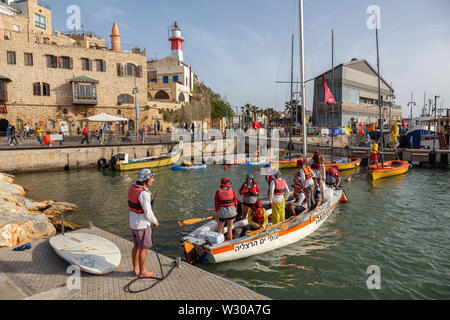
[133,86,139,140]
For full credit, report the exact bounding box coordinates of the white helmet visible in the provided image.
[137,169,154,182]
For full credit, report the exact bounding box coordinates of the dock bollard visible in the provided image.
[176,257,182,268]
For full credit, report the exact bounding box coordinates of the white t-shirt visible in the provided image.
[129,187,158,230]
[288,191,306,207]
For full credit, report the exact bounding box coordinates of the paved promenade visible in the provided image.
[0,226,268,300]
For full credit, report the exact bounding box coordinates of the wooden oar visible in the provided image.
[177,216,214,227]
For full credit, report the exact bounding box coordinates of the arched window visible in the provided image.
[155,90,169,100]
[178,92,185,102]
[118,94,134,104]
[125,63,137,77]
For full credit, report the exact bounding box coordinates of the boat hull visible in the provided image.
[368,160,410,180]
[324,158,361,171]
[116,151,181,171]
[181,188,343,264]
[171,164,207,171]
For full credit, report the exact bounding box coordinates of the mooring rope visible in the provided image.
[124,227,178,294]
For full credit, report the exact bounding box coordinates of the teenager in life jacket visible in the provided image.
[263,163,275,197]
[294,158,315,209]
[128,169,159,278]
[239,200,268,237]
[307,151,326,203]
[325,165,341,188]
[214,177,238,241]
[238,174,261,220]
[269,169,290,225]
[286,182,309,217]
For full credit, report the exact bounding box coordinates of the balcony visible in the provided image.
[73,96,98,105]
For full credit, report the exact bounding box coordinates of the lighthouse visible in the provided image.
[169,22,184,62]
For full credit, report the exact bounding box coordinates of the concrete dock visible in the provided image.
[0,226,268,300]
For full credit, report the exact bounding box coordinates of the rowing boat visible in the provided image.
[171,164,207,171]
[180,187,347,264]
[245,159,268,166]
[324,158,361,171]
[368,160,410,180]
[115,142,182,171]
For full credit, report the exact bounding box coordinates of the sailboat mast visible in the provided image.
[289,34,294,160]
[331,29,335,162]
[299,0,307,161]
[375,23,384,166]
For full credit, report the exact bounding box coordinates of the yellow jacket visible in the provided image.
[36,128,43,137]
[247,208,268,229]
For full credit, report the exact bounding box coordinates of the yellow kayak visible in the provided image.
[368,160,410,181]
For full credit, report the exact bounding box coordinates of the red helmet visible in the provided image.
[296,159,305,167]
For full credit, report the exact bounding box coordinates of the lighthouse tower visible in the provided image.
[168,22,184,62]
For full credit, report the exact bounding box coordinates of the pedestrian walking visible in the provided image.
[5,124,11,145]
[35,126,43,145]
[81,126,89,145]
[59,123,65,145]
[9,125,18,146]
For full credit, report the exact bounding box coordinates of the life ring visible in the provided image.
[97,158,107,169]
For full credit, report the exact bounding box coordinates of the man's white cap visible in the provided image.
[137,168,154,182]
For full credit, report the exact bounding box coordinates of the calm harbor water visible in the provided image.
[14,164,450,299]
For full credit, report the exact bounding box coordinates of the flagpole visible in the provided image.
[375,17,384,167]
[299,0,307,161]
[331,29,334,162]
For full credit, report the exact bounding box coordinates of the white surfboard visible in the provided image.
[49,233,121,274]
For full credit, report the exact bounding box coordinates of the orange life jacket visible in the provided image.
[128,185,152,214]
[243,183,257,197]
[251,208,264,225]
[303,166,313,180]
[217,188,235,207]
[274,179,287,195]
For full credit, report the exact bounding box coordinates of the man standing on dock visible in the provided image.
[128,169,159,278]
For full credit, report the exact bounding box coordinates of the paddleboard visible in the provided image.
[49,233,121,274]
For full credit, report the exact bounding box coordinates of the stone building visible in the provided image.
[0,0,148,136]
[312,59,402,129]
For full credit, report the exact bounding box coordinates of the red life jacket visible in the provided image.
[327,167,340,178]
[310,161,320,170]
[265,175,274,185]
[251,208,264,225]
[294,191,307,205]
[128,185,152,214]
[217,188,235,207]
[243,183,257,197]
[274,179,287,195]
[303,166,313,180]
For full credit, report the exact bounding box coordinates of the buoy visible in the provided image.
[339,191,349,203]
[224,164,228,171]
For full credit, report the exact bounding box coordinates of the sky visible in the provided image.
[47,0,450,117]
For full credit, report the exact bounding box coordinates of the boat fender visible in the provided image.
[339,191,349,203]
[97,158,107,169]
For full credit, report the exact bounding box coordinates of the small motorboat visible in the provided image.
[245,159,268,166]
[114,142,182,171]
